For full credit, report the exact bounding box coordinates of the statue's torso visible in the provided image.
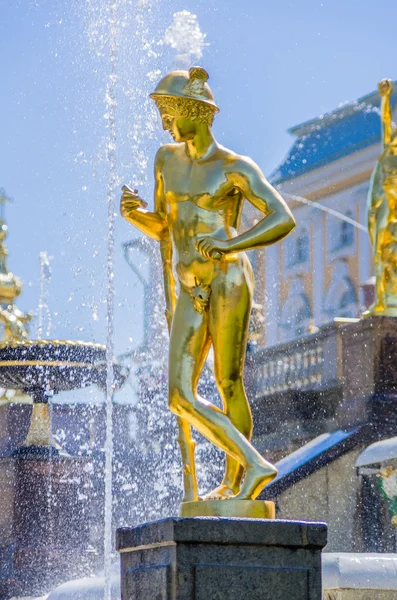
[160,144,248,288]
[368,142,397,251]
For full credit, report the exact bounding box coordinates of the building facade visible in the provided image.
[250,85,397,347]
[245,83,397,553]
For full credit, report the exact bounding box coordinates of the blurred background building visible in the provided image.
[244,82,397,556]
[248,84,397,346]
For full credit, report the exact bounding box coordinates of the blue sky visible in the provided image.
[1,0,396,368]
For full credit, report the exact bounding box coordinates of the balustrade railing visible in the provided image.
[247,323,342,399]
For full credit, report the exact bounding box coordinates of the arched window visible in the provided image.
[285,227,310,268]
[322,260,358,321]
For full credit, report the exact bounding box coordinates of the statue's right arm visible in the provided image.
[120,148,168,242]
[153,150,177,331]
[161,238,177,332]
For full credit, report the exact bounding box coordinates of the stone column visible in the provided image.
[117,517,327,600]
[0,454,100,597]
[336,315,397,433]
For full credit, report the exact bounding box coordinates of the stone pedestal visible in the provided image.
[0,454,100,598]
[337,316,397,433]
[117,517,327,600]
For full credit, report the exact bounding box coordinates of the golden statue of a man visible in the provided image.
[366,78,397,316]
[121,67,295,506]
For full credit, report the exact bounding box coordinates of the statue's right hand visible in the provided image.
[378,79,393,97]
[120,185,148,218]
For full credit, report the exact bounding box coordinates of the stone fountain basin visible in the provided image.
[0,339,126,393]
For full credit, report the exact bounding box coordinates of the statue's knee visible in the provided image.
[218,375,242,397]
[169,386,186,416]
[169,386,194,417]
[169,389,180,415]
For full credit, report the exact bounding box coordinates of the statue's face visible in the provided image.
[159,106,197,142]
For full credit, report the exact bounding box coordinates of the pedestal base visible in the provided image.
[0,454,99,597]
[117,517,327,600]
[179,499,275,519]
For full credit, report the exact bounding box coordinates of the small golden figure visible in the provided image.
[0,192,32,343]
[366,78,397,317]
[121,67,295,508]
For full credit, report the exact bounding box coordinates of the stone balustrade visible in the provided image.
[247,322,343,399]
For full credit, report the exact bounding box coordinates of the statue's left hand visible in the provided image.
[195,236,230,260]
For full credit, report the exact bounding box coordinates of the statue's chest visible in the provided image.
[163,161,233,211]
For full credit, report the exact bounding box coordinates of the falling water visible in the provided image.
[37,251,52,339]
[47,389,55,583]
[161,10,208,67]
[60,4,214,595]
[283,192,368,232]
[103,1,119,599]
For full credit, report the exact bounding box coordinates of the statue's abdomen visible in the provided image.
[170,200,230,288]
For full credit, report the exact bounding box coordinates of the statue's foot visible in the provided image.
[233,464,277,500]
[201,483,237,501]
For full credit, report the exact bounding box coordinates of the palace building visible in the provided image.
[250,84,397,347]
[243,82,397,554]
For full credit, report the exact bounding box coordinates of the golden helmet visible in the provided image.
[150,66,219,112]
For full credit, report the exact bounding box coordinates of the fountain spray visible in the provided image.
[104,1,119,599]
[37,251,52,339]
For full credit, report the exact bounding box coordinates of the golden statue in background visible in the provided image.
[121,67,295,516]
[366,78,397,317]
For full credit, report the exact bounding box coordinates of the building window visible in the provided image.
[327,208,356,256]
[322,260,358,321]
[340,212,354,247]
[296,230,310,263]
[285,228,310,268]
[279,276,312,341]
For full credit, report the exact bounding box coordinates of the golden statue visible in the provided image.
[121,67,295,516]
[366,79,397,317]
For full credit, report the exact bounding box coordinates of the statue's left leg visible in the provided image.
[202,263,254,500]
[169,287,211,502]
[169,287,277,501]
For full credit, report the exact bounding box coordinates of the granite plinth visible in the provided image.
[0,454,99,597]
[337,316,397,431]
[117,517,327,600]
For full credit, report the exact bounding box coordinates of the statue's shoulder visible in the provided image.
[156,143,183,161]
[218,146,260,174]
[217,145,243,164]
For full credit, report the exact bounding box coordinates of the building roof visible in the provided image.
[261,426,364,498]
[270,84,397,185]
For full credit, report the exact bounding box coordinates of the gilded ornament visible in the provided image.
[365,78,397,316]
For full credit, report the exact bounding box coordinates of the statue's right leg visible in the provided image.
[168,289,277,501]
[169,287,211,502]
[177,417,199,502]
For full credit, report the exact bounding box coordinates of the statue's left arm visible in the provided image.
[197,157,295,258]
[154,151,177,330]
